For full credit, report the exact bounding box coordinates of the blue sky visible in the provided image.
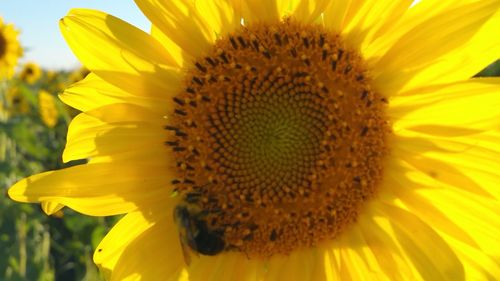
[0,0,150,70]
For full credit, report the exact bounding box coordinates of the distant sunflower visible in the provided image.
[0,17,22,79]
[68,66,90,83]
[5,86,29,116]
[38,90,58,128]
[46,70,58,83]
[19,62,42,84]
[9,1,500,280]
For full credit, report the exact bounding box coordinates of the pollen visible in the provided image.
[167,19,390,257]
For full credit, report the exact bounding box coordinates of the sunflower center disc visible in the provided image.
[0,33,7,58]
[168,19,390,257]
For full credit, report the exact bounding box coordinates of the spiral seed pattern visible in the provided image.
[167,19,390,257]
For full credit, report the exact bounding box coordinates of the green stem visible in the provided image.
[17,213,27,277]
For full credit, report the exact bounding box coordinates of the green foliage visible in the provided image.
[475,59,500,77]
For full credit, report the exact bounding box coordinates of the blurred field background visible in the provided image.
[0,2,145,280]
[1,64,121,281]
[1,2,500,281]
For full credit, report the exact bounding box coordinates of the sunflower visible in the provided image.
[9,0,500,280]
[68,66,91,84]
[0,16,22,79]
[38,90,58,128]
[19,62,42,84]
[5,86,29,116]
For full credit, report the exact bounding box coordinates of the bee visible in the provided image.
[173,203,226,265]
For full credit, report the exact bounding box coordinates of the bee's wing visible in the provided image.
[184,217,200,251]
[179,232,192,266]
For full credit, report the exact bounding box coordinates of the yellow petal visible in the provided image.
[352,0,413,49]
[322,248,341,281]
[392,133,500,200]
[390,78,500,132]
[40,201,65,215]
[276,250,314,281]
[231,0,282,23]
[60,73,171,114]
[310,248,334,281]
[187,255,222,281]
[385,174,500,268]
[339,248,368,280]
[135,0,240,61]
[365,0,479,58]
[357,210,415,280]
[60,9,182,97]
[289,0,331,24]
[150,24,187,67]
[63,103,168,163]
[337,227,384,280]
[208,255,240,281]
[236,0,331,26]
[8,162,171,216]
[260,253,288,280]
[372,0,500,94]
[447,238,500,280]
[324,0,413,49]
[94,210,186,281]
[382,168,479,248]
[323,0,356,33]
[406,188,500,257]
[195,0,242,38]
[188,253,245,281]
[377,204,465,280]
[228,257,262,281]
